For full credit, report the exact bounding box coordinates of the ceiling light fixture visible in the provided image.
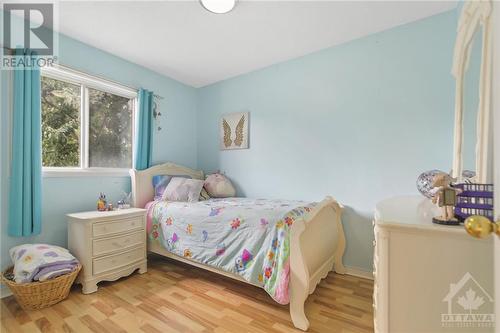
[200,0,236,14]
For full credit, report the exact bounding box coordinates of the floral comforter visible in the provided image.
[146,197,316,304]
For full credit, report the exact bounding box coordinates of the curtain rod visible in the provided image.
[1,47,164,100]
[56,64,164,100]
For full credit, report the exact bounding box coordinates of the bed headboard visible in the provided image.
[129,162,205,208]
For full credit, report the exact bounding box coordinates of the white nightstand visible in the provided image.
[67,208,147,294]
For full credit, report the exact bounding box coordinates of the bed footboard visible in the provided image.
[289,196,345,331]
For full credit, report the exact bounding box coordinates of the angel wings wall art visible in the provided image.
[220,112,249,150]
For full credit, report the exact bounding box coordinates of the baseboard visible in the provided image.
[0,284,12,299]
[344,266,374,280]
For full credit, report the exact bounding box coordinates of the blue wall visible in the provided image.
[196,11,458,272]
[0,33,198,276]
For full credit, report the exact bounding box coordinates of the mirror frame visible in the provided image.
[452,0,492,183]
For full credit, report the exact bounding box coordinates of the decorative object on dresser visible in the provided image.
[373,196,493,333]
[454,183,494,222]
[416,169,444,198]
[67,208,147,294]
[430,172,461,225]
[417,170,477,200]
[220,112,249,150]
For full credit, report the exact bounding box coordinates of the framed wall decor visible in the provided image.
[220,112,249,150]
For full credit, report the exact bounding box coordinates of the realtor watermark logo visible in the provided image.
[1,2,58,69]
[441,272,495,329]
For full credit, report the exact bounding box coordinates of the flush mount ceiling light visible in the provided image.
[200,0,237,14]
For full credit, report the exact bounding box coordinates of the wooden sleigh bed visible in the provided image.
[130,162,346,331]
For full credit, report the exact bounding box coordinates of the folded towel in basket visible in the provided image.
[9,244,79,284]
[33,262,80,281]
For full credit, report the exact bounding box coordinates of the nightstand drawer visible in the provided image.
[92,217,143,237]
[93,231,144,256]
[93,247,144,275]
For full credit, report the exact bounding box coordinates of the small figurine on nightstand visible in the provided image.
[117,191,131,209]
[117,200,125,209]
[97,192,107,212]
[430,172,462,225]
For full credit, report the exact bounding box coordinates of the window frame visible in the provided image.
[41,66,138,178]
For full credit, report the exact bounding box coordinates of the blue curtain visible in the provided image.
[8,49,42,237]
[134,88,154,170]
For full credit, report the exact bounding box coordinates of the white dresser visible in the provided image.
[67,208,147,294]
[373,196,493,333]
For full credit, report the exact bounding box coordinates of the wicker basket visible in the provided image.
[1,264,81,310]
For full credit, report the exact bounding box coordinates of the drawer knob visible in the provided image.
[464,215,500,239]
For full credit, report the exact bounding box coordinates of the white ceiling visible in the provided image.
[57,1,457,88]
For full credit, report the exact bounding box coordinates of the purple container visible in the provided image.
[453,183,494,222]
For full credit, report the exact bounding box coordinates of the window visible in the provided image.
[41,67,137,176]
[88,88,133,168]
[41,76,81,167]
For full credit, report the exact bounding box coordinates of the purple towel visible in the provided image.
[31,259,79,281]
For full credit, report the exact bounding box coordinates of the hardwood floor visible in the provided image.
[1,255,374,333]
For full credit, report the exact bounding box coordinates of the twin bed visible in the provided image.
[130,162,346,331]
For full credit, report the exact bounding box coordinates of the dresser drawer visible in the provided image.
[93,247,144,275]
[92,217,143,237]
[92,231,144,256]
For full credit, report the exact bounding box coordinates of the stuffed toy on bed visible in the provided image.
[204,172,236,197]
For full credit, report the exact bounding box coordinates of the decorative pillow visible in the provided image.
[204,173,236,198]
[152,175,192,200]
[162,177,204,202]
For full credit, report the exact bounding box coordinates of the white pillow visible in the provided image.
[162,177,204,202]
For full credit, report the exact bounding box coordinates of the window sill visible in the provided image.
[42,168,131,178]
